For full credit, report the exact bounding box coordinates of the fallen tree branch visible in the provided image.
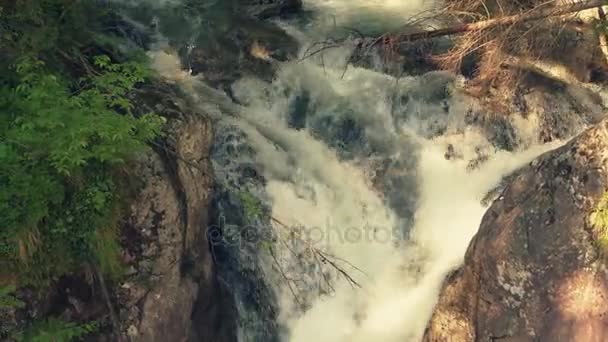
[300,0,603,72]
[376,0,603,45]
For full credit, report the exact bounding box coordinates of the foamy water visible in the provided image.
[282,121,558,342]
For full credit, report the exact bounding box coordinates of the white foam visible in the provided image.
[286,130,559,342]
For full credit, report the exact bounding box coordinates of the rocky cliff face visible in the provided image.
[423,119,608,341]
[114,83,236,342]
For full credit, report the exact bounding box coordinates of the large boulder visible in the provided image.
[424,118,608,341]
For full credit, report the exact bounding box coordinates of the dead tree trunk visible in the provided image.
[380,0,604,44]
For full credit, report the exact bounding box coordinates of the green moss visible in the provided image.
[238,191,264,223]
[589,191,608,253]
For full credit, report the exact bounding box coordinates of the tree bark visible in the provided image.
[381,0,604,44]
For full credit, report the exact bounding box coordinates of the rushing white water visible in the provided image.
[231,56,560,342]
[144,1,578,341]
[254,71,559,341]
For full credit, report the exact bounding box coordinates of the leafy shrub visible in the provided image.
[0,285,24,309]
[18,317,98,342]
[0,56,164,286]
[0,0,105,60]
[0,1,164,341]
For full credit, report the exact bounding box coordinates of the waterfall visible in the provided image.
[236,54,560,342]
[118,0,596,340]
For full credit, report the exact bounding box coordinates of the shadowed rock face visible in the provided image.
[424,119,608,342]
[238,0,302,19]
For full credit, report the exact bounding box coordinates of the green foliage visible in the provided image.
[18,317,98,342]
[590,191,608,252]
[238,191,264,223]
[94,223,125,281]
[593,19,608,42]
[0,0,164,339]
[0,56,164,286]
[593,4,608,38]
[0,0,105,59]
[0,285,24,309]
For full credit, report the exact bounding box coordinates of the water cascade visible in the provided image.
[118,0,604,340]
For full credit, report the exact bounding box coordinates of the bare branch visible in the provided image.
[270,216,366,290]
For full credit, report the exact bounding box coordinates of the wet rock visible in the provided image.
[466,146,490,172]
[127,325,138,338]
[518,78,604,144]
[287,90,312,130]
[352,36,454,77]
[482,64,606,146]
[101,12,152,50]
[186,16,298,90]
[238,0,302,19]
[481,171,521,207]
[310,114,369,159]
[485,116,518,151]
[444,144,463,161]
[424,118,608,342]
[209,122,282,342]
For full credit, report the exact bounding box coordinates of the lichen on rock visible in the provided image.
[424,118,608,342]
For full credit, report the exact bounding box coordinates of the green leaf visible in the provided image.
[93,55,111,68]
